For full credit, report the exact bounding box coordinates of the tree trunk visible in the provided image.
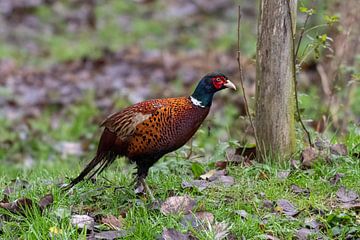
[255,0,297,160]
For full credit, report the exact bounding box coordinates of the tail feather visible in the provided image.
[62,128,118,191]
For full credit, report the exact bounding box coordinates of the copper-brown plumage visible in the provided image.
[64,72,236,197]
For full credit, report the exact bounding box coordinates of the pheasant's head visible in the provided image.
[191,72,236,108]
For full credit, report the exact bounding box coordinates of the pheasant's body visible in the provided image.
[64,73,236,196]
[101,97,209,169]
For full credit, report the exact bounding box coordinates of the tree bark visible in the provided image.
[255,0,297,160]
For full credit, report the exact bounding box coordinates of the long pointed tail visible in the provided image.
[62,128,118,191]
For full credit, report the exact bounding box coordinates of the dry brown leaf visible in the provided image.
[161,228,190,240]
[301,147,318,168]
[101,215,123,230]
[290,184,310,196]
[0,198,36,215]
[330,144,348,156]
[295,228,316,240]
[277,171,290,180]
[276,199,299,217]
[336,186,359,203]
[213,221,231,240]
[70,214,94,230]
[39,193,54,211]
[160,196,196,215]
[181,211,214,229]
[214,175,235,186]
[182,180,209,191]
[340,202,360,210]
[200,169,226,181]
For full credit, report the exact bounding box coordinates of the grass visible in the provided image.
[0,1,359,238]
[0,96,359,239]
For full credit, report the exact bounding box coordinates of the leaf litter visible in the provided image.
[182,169,235,191]
[336,186,359,203]
[275,199,300,217]
[0,193,53,215]
[160,196,196,215]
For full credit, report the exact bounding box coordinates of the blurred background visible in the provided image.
[0,0,359,173]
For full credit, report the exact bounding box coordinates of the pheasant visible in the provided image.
[63,72,236,200]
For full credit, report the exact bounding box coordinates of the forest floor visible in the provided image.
[0,99,359,239]
[0,0,359,239]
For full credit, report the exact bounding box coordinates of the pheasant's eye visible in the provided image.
[215,77,221,82]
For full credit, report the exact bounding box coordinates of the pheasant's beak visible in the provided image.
[224,80,237,90]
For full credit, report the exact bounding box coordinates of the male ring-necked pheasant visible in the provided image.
[63,72,236,200]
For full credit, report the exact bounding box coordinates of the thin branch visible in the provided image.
[295,13,310,58]
[236,6,263,158]
[286,0,313,146]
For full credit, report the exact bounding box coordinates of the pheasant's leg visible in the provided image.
[134,164,155,202]
[139,177,155,202]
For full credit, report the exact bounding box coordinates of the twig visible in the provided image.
[295,13,310,58]
[286,1,313,146]
[236,6,263,158]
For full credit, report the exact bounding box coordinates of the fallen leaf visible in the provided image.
[160,196,196,215]
[182,174,234,191]
[301,147,318,168]
[39,193,53,211]
[340,202,360,210]
[200,169,226,181]
[181,211,214,229]
[0,198,36,215]
[70,214,94,230]
[277,171,290,180]
[161,228,189,240]
[182,180,209,191]
[290,184,310,196]
[213,176,235,186]
[94,230,128,239]
[330,144,348,156]
[329,173,344,185]
[276,199,299,217]
[295,228,316,240]
[304,218,322,230]
[101,215,123,230]
[336,186,359,203]
[213,221,230,240]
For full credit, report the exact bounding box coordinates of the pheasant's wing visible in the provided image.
[100,99,174,140]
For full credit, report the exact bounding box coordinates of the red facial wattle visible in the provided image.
[212,77,226,89]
